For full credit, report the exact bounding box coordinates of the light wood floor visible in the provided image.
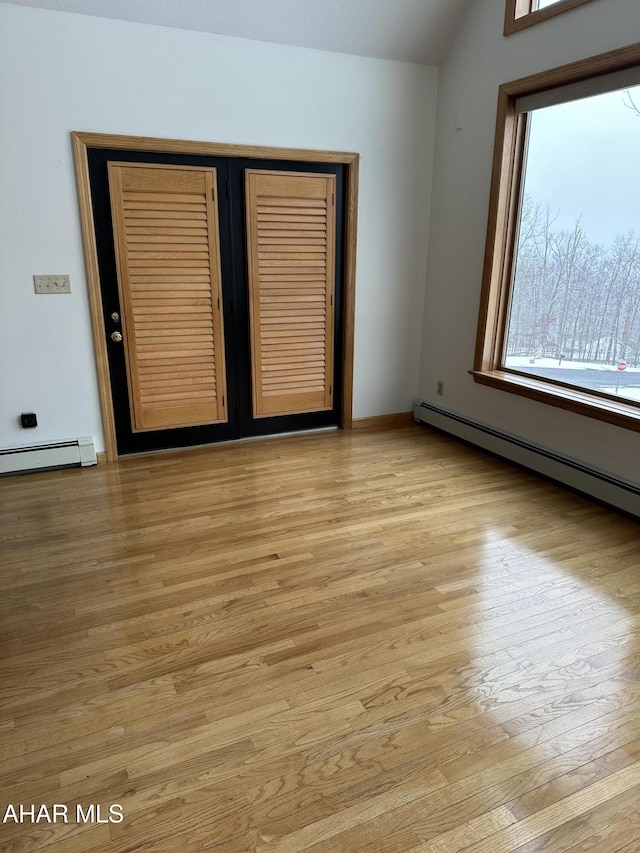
[2,423,640,853]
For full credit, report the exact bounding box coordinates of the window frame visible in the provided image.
[473,42,640,433]
[504,0,593,36]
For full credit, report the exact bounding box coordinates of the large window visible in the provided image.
[504,0,593,36]
[474,44,640,431]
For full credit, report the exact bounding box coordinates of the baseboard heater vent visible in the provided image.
[0,436,97,475]
[414,400,640,519]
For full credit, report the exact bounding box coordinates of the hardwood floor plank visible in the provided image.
[455,763,640,853]
[1,425,639,852]
[411,805,518,851]
[255,772,447,853]
[504,784,640,852]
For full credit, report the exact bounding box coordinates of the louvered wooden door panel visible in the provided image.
[108,163,227,432]
[245,170,336,418]
[89,148,344,455]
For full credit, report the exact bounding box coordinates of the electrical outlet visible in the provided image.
[34,275,71,294]
[437,380,444,396]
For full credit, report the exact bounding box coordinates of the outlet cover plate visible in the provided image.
[34,274,71,294]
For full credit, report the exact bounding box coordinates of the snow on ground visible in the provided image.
[599,386,640,401]
[505,356,640,373]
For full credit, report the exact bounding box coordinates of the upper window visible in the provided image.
[474,45,640,431]
[504,0,594,36]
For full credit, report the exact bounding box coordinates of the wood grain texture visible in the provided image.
[352,412,414,430]
[71,133,118,462]
[108,162,228,432]
[473,42,640,433]
[245,170,335,418]
[1,424,640,852]
[72,132,358,164]
[71,132,359,456]
[504,0,594,36]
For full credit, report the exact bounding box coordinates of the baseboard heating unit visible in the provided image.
[0,436,97,475]
[414,400,640,519]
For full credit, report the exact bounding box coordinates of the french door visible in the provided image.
[87,147,345,455]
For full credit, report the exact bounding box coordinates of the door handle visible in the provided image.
[111,331,123,343]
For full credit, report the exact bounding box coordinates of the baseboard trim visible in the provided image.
[96,451,107,465]
[352,412,414,430]
[414,400,640,519]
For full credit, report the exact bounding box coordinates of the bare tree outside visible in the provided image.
[504,84,640,402]
[623,89,640,117]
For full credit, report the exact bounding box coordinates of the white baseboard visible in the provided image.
[414,400,640,519]
[0,436,97,475]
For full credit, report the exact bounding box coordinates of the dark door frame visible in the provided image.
[72,132,359,462]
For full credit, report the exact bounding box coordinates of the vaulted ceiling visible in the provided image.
[0,0,471,65]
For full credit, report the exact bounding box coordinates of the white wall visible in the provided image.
[420,0,640,485]
[0,4,438,451]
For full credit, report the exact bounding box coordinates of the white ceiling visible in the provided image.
[0,0,471,65]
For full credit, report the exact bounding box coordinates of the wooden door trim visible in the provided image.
[72,131,359,461]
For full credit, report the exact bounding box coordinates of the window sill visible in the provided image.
[471,369,640,432]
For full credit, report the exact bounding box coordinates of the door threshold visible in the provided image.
[117,426,339,461]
